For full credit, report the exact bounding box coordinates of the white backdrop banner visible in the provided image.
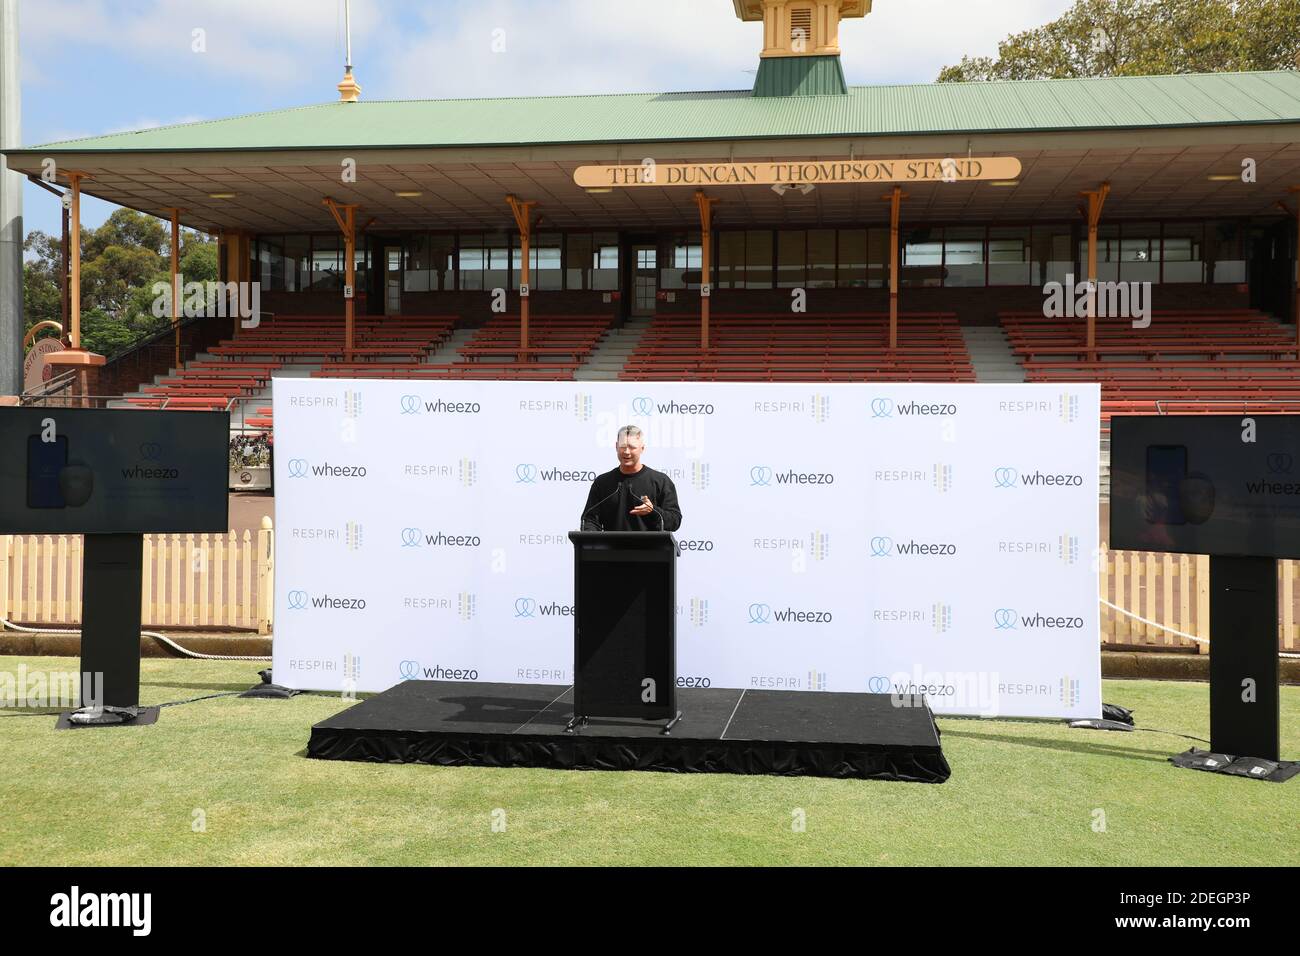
[272,379,1101,718]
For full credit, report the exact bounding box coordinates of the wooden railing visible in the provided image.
[1099,543,1299,652]
[0,526,274,634]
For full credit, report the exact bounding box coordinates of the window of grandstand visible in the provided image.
[989,226,1031,285]
[902,228,943,287]
[807,229,837,289]
[776,230,806,288]
[943,227,986,287]
[1079,224,1120,283]
[1032,227,1075,286]
[591,234,621,290]
[458,233,510,290]
[660,233,701,290]
[1207,221,1246,283]
[512,232,562,290]
[744,230,773,289]
[310,235,343,291]
[1119,222,1160,283]
[1162,223,1205,283]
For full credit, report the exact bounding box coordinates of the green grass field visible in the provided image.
[1,656,1296,866]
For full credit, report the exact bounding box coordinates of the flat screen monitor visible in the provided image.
[1109,415,1300,559]
[0,407,230,534]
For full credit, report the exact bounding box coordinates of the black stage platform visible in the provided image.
[308,680,950,782]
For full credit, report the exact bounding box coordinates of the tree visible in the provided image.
[21,210,219,362]
[937,0,1300,82]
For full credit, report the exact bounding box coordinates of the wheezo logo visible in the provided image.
[747,602,832,624]
[994,466,1083,488]
[401,528,481,548]
[139,442,162,461]
[870,535,957,557]
[750,465,833,486]
[400,395,481,415]
[285,589,366,611]
[1267,452,1294,475]
[871,398,893,419]
[995,608,1084,630]
[867,675,890,694]
[286,458,366,479]
[514,597,573,618]
[516,464,595,483]
[631,396,714,416]
[871,397,957,419]
[399,659,479,682]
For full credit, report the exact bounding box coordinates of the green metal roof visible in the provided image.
[15,70,1300,154]
[753,55,849,96]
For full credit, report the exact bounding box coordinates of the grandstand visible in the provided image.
[4,2,1296,474]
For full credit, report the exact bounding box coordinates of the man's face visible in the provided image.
[616,435,644,470]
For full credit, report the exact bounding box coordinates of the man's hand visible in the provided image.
[629,495,655,517]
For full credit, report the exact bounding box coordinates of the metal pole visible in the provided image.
[0,0,23,394]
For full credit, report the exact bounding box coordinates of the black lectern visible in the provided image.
[567,531,680,734]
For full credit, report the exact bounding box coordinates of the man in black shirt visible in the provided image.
[579,425,682,532]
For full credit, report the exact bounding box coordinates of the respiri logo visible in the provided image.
[872,603,951,632]
[574,392,593,421]
[1059,675,1081,707]
[998,396,1082,423]
[691,460,711,491]
[676,597,710,627]
[289,391,361,417]
[751,395,830,422]
[996,534,1080,565]
[874,465,952,493]
[400,593,476,618]
[753,532,829,561]
[402,458,478,486]
[806,670,828,691]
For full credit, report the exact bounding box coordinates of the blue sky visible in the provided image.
[14,0,1076,241]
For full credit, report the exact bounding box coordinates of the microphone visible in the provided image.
[579,481,624,529]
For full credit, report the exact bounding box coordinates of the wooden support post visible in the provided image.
[694,190,718,351]
[67,172,84,350]
[1290,187,1300,350]
[323,198,360,361]
[507,195,538,356]
[880,186,906,350]
[166,208,183,370]
[1080,182,1110,362]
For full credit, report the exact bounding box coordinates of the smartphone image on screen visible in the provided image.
[27,434,69,509]
[1145,444,1188,525]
